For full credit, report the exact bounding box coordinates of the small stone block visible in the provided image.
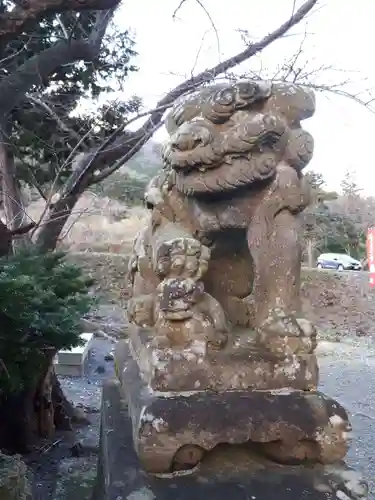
[53,362,84,377]
[54,333,93,377]
[57,333,93,366]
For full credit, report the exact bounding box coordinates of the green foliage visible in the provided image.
[305,170,338,202]
[303,169,370,262]
[92,172,148,205]
[340,169,362,197]
[13,97,142,188]
[0,249,95,394]
[0,4,139,190]
[92,145,162,205]
[304,202,363,256]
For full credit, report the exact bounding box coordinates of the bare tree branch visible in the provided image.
[90,122,163,184]
[0,0,120,43]
[139,0,318,141]
[0,6,115,244]
[56,14,70,39]
[27,94,80,144]
[0,118,30,239]
[173,0,221,62]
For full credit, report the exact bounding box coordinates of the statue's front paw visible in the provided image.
[257,309,317,356]
[155,237,210,280]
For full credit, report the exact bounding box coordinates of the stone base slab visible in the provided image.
[53,362,85,377]
[93,378,368,500]
[117,325,318,392]
[116,341,352,474]
[54,333,93,377]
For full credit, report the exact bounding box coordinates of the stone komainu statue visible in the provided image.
[127,79,316,353]
[115,80,367,487]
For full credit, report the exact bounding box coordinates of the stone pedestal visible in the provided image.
[115,327,351,475]
[94,379,368,500]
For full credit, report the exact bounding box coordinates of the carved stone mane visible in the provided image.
[162,80,315,196]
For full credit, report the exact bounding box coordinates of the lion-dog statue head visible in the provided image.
[161,80,315,198]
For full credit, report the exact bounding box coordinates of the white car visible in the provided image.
[316,253,362,271]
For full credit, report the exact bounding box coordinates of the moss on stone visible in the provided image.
[0,453,32,500]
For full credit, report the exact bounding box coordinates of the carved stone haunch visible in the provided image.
[114,78,367,494]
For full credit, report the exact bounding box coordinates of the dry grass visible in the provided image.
[67,252,130,304]
[26,192,148,253]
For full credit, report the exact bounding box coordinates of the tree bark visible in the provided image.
[0,212,13,256]
[0,348,89,453]
[0,120,30,251]
[0,39,102,117]
[0,390,35,453]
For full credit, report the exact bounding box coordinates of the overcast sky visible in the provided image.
[113,0,375,196]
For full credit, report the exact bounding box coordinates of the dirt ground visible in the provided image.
[301,269,375,338]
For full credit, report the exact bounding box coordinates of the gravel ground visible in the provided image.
[318,338,375,498]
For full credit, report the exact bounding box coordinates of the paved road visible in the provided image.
[303,266,369,277]
[318,339,375,497]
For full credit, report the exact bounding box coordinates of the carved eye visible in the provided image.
[215,88,236,106]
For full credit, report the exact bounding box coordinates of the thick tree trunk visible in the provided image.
[0,123,31,250]
[0,390,34,453]
[0,356,87,453]
[0,218,12,256]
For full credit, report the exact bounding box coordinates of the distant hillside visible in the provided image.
[120,140,163,180]
[92,140,163,204]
